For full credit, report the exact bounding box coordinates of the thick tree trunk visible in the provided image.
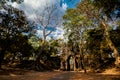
[101,22,120,66]
[36,27,47,65]
[67,56,71,71]
[35,41,45,70]
[73,56,77,71]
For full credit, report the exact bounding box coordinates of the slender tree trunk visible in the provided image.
[65,60,68,71]
[0,50,5,69]
[82,56,87,73]
[80,40,87,73]
[79,55,86,73]
[0,56,3,69]
[43,27,46,43]
[60,60,64,70]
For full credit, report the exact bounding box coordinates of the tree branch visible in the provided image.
[45,30,53,36]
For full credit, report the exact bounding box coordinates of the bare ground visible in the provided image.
[0,68,120,80]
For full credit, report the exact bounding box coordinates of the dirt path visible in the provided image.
[0,70,120,80]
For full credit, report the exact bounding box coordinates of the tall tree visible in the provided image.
[88,0,120,66]
[68,0,120,67]
[0,5,28,69]
[32,1,62,42]
[92,0,120,18]
[63,6,93,72]
[63,0,120,71]
[28,1,63,69]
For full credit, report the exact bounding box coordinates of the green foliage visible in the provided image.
[28,36,41,50]
[3,34,34,61]
[49,39,62,56]
[0,5,30,54]
[34,39,62,62]
[91,0,120,17]
[63,1,94,55]
[0,0,24,4]
[110,29,120,48]
[62,0,120,70]
[86,28,120,68]
[0,6,28,40]
[86,29,105,53]
[0,5,33,67]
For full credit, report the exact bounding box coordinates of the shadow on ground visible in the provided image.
[0,70,120,80]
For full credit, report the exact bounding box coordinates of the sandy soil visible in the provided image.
[0,69,120,80]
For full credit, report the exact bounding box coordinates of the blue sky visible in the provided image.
[60,0,80,8]
[11,0,80,40]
